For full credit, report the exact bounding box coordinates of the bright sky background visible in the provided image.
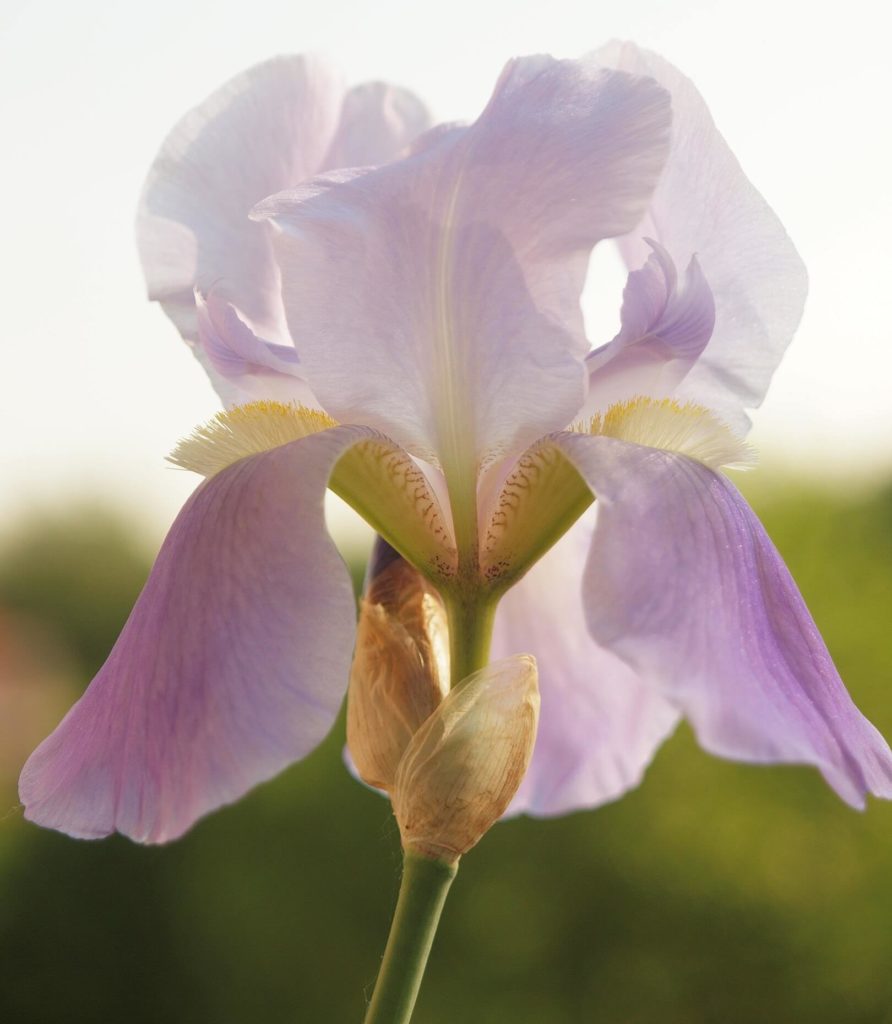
[1,0,890,546]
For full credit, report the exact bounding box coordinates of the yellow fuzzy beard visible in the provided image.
[579,397,757,471]
[169,401,337,477]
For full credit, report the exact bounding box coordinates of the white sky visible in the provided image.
[1,0,891,545]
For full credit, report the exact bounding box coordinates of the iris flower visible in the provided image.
[20,43,892,848]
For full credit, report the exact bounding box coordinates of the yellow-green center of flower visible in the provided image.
[480,397,755,587]
[170,396,753,597]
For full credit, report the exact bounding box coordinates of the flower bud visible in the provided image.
[347,540,450,792]
[392,655,539,863]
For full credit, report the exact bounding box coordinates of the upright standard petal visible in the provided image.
[137,58,432,400]
[19,423,381,843]
[255,57,672,478]
[138,56,345,349]
[594,42,808,428]
[322,81,432,169]
[491,512,679,816]
[555,429,892,807]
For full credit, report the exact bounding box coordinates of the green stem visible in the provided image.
[363,592,493,1022]
[443,593,497,685]
[363,852,458,1024]
[363,529,496,1022]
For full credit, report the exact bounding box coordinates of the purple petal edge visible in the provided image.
[492,512,680,817]
[555,432,892,808]
[19,426,375,843]
[584,239,715,413]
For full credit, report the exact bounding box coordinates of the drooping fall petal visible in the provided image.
[19,424,385,843]
[255,57,672,473]
[491,512,679,816]
[555,429,892,807]
[170,401,457,577]
[594,41,808,429]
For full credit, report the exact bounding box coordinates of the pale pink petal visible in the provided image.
[595,42,808,429]
[255,57,672,468]
[323,81,431,169]
[137,56,344,350]
[555,432,892,807]
[19,425,379,843]
[137,58,431,400]
[583,239,715,414]
[195,292,321,408]
[492,512,679,816]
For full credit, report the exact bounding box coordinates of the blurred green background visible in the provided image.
[1,476,891,1024]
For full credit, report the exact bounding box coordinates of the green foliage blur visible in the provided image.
[1,480,891,1024]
